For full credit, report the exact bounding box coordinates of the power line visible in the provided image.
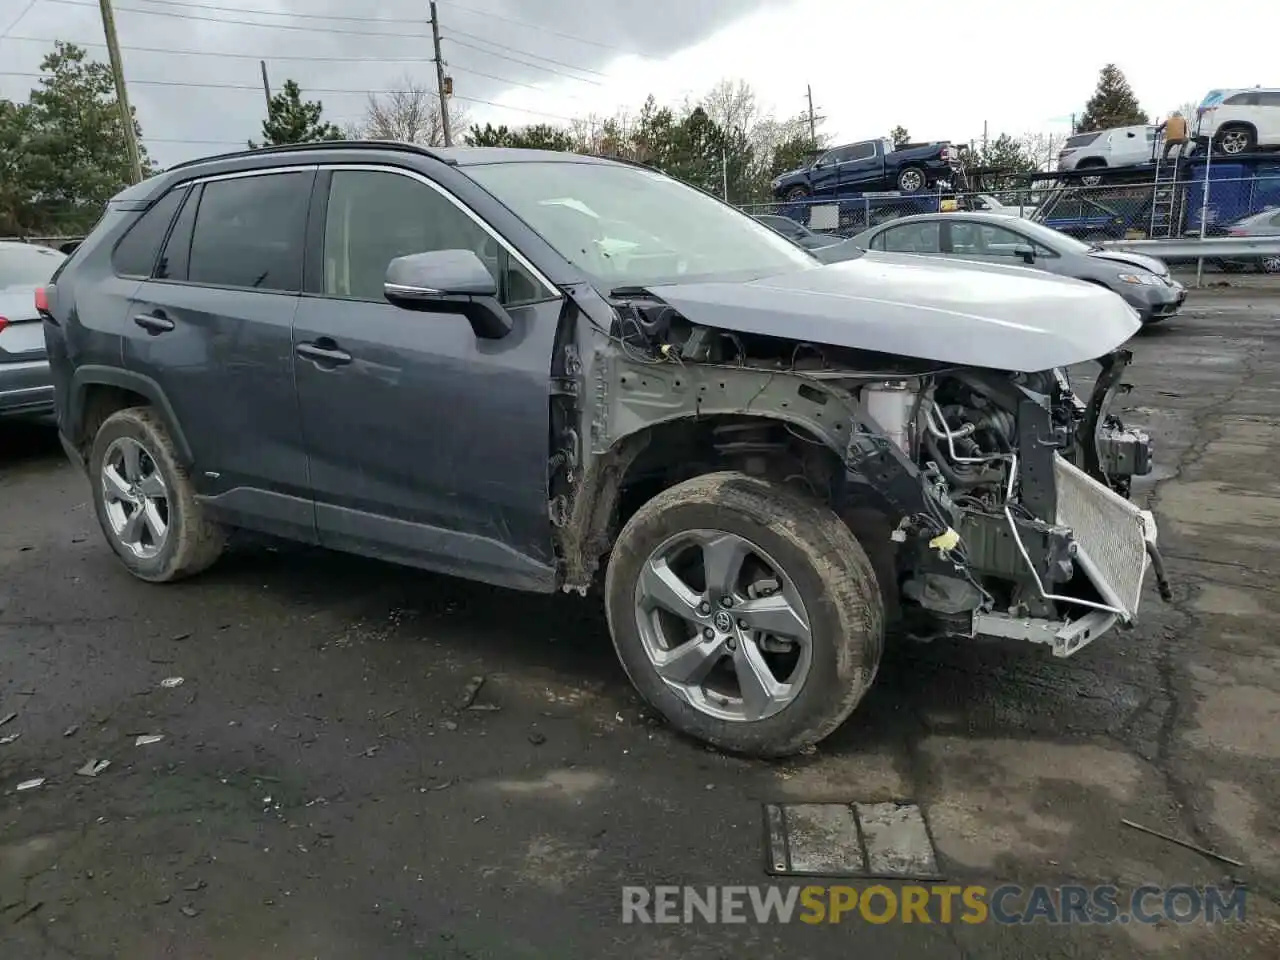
[42,0,432,38]
[76,0,424,23]
[0,0,42,39]
[0,68,579,122]
[5,36,435,63]
[444,35,602,87]
[447,26,609,79]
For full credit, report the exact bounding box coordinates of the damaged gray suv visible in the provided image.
[41,142,1169,758]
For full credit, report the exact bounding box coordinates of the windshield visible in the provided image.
[0,244,65,288]
[466,161,819,288]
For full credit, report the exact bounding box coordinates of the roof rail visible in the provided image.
[163,139,454,173]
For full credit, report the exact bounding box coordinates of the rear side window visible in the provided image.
[1064,132,1101,148]
[111,187,188,278]
[1258,92,1280,107]
[188,172,312,292]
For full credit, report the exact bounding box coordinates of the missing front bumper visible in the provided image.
[970,455,1164,658]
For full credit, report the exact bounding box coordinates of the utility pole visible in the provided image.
[259,60,272,111]
[97,0,143,184]
[982,119,988,152]
[429,1,452,146]
[806,84,816,141]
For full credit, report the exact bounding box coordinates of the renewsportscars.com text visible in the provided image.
[621,884,1247,925]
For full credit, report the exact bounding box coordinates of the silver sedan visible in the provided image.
[823,212,1186,324]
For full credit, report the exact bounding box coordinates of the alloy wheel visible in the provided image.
[1261,254,1280,274]
[1220,130,1249,155]
[899,169,924,192]
[101,437,170,560]
[632,529,813,723]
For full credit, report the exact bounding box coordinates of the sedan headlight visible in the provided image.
[1118,273,1162,285]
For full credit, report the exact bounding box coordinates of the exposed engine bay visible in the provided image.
[565,290,1171,658]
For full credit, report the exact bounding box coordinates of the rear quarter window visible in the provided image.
[1065,133,1101,148]
[111,187,189,278]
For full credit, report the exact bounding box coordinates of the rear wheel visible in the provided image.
[89,407,225,582]
[896,167,926,193]
[604,472,884,758]
[1216,126,1255,155]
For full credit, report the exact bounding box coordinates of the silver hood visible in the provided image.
[1087,249,1169,276]
[647,252,1141,372]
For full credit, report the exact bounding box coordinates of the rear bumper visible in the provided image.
[0,359,54,416]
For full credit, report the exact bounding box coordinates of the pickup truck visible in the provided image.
[772,138,963,200]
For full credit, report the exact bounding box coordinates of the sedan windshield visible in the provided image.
[1005,218,1092,255]
[466,161,819,288]
[0,244,65,288]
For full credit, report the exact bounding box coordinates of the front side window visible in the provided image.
[321,170,552,306]
[188,172,312,292]
[1257,92,1280,107]
[975,223,1032,256]
[466,160,818,288]
[879,221,941,254]
[112,186,187,278]
[840,142,876,162]
[1064,132,1101,149]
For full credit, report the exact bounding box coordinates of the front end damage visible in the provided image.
[560,290,1169,658]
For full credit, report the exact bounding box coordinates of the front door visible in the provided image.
[291,166,564,589]
[835,141,882,192]
[122,169,315,541]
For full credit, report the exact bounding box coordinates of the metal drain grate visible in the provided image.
[763,802,941,880]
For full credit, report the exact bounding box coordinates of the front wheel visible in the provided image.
[1260,254,1280,274]
[784,185,811,201]
[604,472,884,758]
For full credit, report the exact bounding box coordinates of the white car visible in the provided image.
[964,193,1038,218]
[1057,124,1158,183]
[1194,88,1280,155]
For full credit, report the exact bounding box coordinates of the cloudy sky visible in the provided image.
[0,0,1272,168]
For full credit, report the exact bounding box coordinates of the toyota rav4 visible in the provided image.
[39,142,1168,758]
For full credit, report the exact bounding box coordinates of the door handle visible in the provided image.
[296,340,353,366]
[134,312,175,334]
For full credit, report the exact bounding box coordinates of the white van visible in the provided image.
[1057,124,1158,183]
[1195,88,1280,155]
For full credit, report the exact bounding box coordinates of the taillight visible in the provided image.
[34,286,50,313]
[0,317,8,333]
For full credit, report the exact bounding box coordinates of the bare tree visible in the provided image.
[358,76,469,146]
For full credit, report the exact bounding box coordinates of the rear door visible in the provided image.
[123,168,315,541]
[1256,91,1280,143]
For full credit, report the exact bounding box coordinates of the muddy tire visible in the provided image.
[88,406,225,582]
[604,471,884,758]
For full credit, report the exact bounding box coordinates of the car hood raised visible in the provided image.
[645,251,1141,372]
[1087,249,1169,275]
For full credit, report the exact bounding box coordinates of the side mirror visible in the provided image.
[1013,244,1036,264]
[384,249,512,340]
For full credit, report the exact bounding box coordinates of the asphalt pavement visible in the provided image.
[3,291,1280,959]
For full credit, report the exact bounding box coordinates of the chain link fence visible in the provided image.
[742,175,1280,284]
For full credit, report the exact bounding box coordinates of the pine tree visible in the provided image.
[250,79,343,148]
[1077,65,1148,132]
